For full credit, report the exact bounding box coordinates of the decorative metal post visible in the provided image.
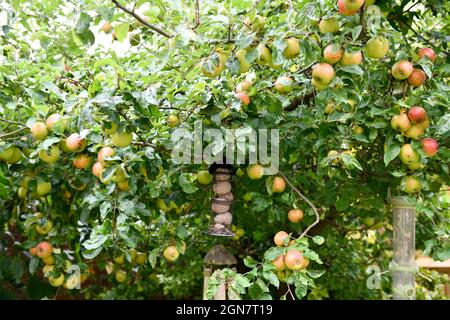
[203,245,237,300]
[391,196,416,300]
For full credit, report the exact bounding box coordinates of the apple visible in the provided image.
[340,50,363,66]
[66,133,86,152]
[30,121,48,140]
[29,247,37,256]
[312,63,335,89]
[341,0,365,11]
[18,187,27,199]
[391,60,414,80]
[114,254,125,265]
[365,0,377,6]
[274,76,293,94]
[43,265,54,275]
[39,146,60,163]
[403,176,421,194]
[36,219,53,235]
[338,0,359,16]
[272,255,286,271]
[323,45,343,65]
[117,180,130,191]
[5,148,21,164]
[36,181,51,196]
[73,154,91,169]
[353,126,364,135]
[115,270,127,283]
[197,170,213,185]
[288,209,304,223]
[418,48,436,63]
[284,249,307,271]
[112,131,133,148]
[274,231,289,246]
[391,113,411,133]
[101,21,113,33]
[42,255,55,265]
[36,241,53,258]
[65,274,80,290]
[46,114,63,131]
[324,102,335,114]
[272,177,286,193]
[92,161,104,177]
[404,125,424,140]
[256,43,272,65]
[418,117,430,130]
[422,138,438,157]
[103,122,117,135]
[399,144,419,165]
[365,36,389,59]
[49,274,65,287]
[98,146,115,163]
[319,17,339,34]
[163,246,179,262]
[247,164,264,180]
[235,92,250,106]
[408,106,427,124]
[407,69,426,87]
[0,147,15,161]
[168,115,179,127]
[408,161,424,171]
[235,49,251,74]
[236,79,252,92]
[284,37,300,59]
[135,252,147,265]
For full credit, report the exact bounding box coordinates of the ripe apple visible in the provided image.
[404,125,424,140]
[422,138,438,157]
[46,114,63,131]
[353,126,364,135]
[284,37,300,59]
[235,92,250,106]
[39,146,60,164]
[101,21,113,33]
[236,79,252,92]
[98,147,115,163]
[30,121,48,140]
[418,117,430,130]
[284,249,307,271]
[168,115,179,127]
[408,106,427,124]
[197,170,213,185]
[272,177,286,193]
[73,154,91,169]
[288,209,304,223]
[399,144,419,165]
[92,161,104,177]
[29,247,37,256]
[135,252,147,265]
[36,219,53,235]
[340,50,363,66]
[36,241,53,258]
[312,63,335,88]
[235,49,251,74]
[274,231,289,246]
[163,246,179,262]
[408,161,424,171]
[5,148,21,164]
[391,113,411,133]
[66,133,86,152]
[342,0,365,11]
[365,36,389,59]
[338,0,359,16]
[272,255,286,271]
[43,265,54,276]
[42,255,55,265]
[49,274,65,287]
[0,147,15,161]
[403,176,421,194]
[407,69,426,87]
[113,254,125,265]
[323,45,343,65]
[418,48,436,63]
[18,186,27,199]
[391,60,414,80]
[247,164,264,180]
[319,17,339,34]
[65,274,80,290]
[274,76,293,94]
[115,270,127,283]
[112,131,133,148]
[36,181,52,196]
[256,43,272,65]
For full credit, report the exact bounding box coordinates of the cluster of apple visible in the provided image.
[246,164,286,193]
[391,106,439,194]
[29,241,83,289]
[271,231,310,282]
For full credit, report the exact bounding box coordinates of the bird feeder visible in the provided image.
[208,164,235,237]
[203,244,237,300]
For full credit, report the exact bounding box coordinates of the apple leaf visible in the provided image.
[384,143,401,166]
[114,23,129,42]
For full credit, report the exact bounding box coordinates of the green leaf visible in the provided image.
[264,247,285,261]
[312,235,325,245]
[339,65,364,76]
[384,143,400,166]
[328,112,354,123]
[148,248,159,268]
[340,153,363,170]
[29,256,39,274]
[179,173,198,194]
[436,114,450,136]
[295,285,308,299]
[114,23,129,42]
[243,256,258,268]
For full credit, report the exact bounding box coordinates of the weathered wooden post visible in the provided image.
[391,196,416,300]
[203,244,237,300]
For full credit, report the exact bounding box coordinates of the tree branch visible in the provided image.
[278,171,320,239]
[192,0,200,30]
[112,0,173,38]
[0,118,26,127]
[284,92,315,112]
[0,127,29,140]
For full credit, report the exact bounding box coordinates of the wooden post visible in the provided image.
[391,196,416,300]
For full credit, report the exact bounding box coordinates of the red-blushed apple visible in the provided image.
[338,0,359,16]
[284,249,307,271]
[319,17,339,34]
[391,112,411,133]
[66,133,86,152]
[30,122,48,140]
[29,247,37,256]
[288,209,304,223]
[312,63,335,89]
[163,246,179,262]
[408,106,427,124]
[391,60,414,80]
[403,176,421,194]
[340,50,363,66]
[284,37,300,59]
[323,45,343,64]
[272,255,286,271]
[73,154,91,169]
[247,164,264,180]
[399,144,420,165]
[418,117,430,130]
[407,69,426,87]
[418,48,436,63]
[274,231,289,246]
[272,176,286,193]
[235,92,250,106]
[422,138,438,157]
[36,241,53,259]
[46,114,62,131]
[98,146,115,163]
[274,76,293,94]
[342,0,365,11]
[365,36,389,59]
[92,161,104,177]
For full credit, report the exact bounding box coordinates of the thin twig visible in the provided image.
[192,0,200,30]
[278,171,320,239]
[56,76,88,90]
[0,118,26,127]
[0,127,29,140]
[112,0,173,38]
